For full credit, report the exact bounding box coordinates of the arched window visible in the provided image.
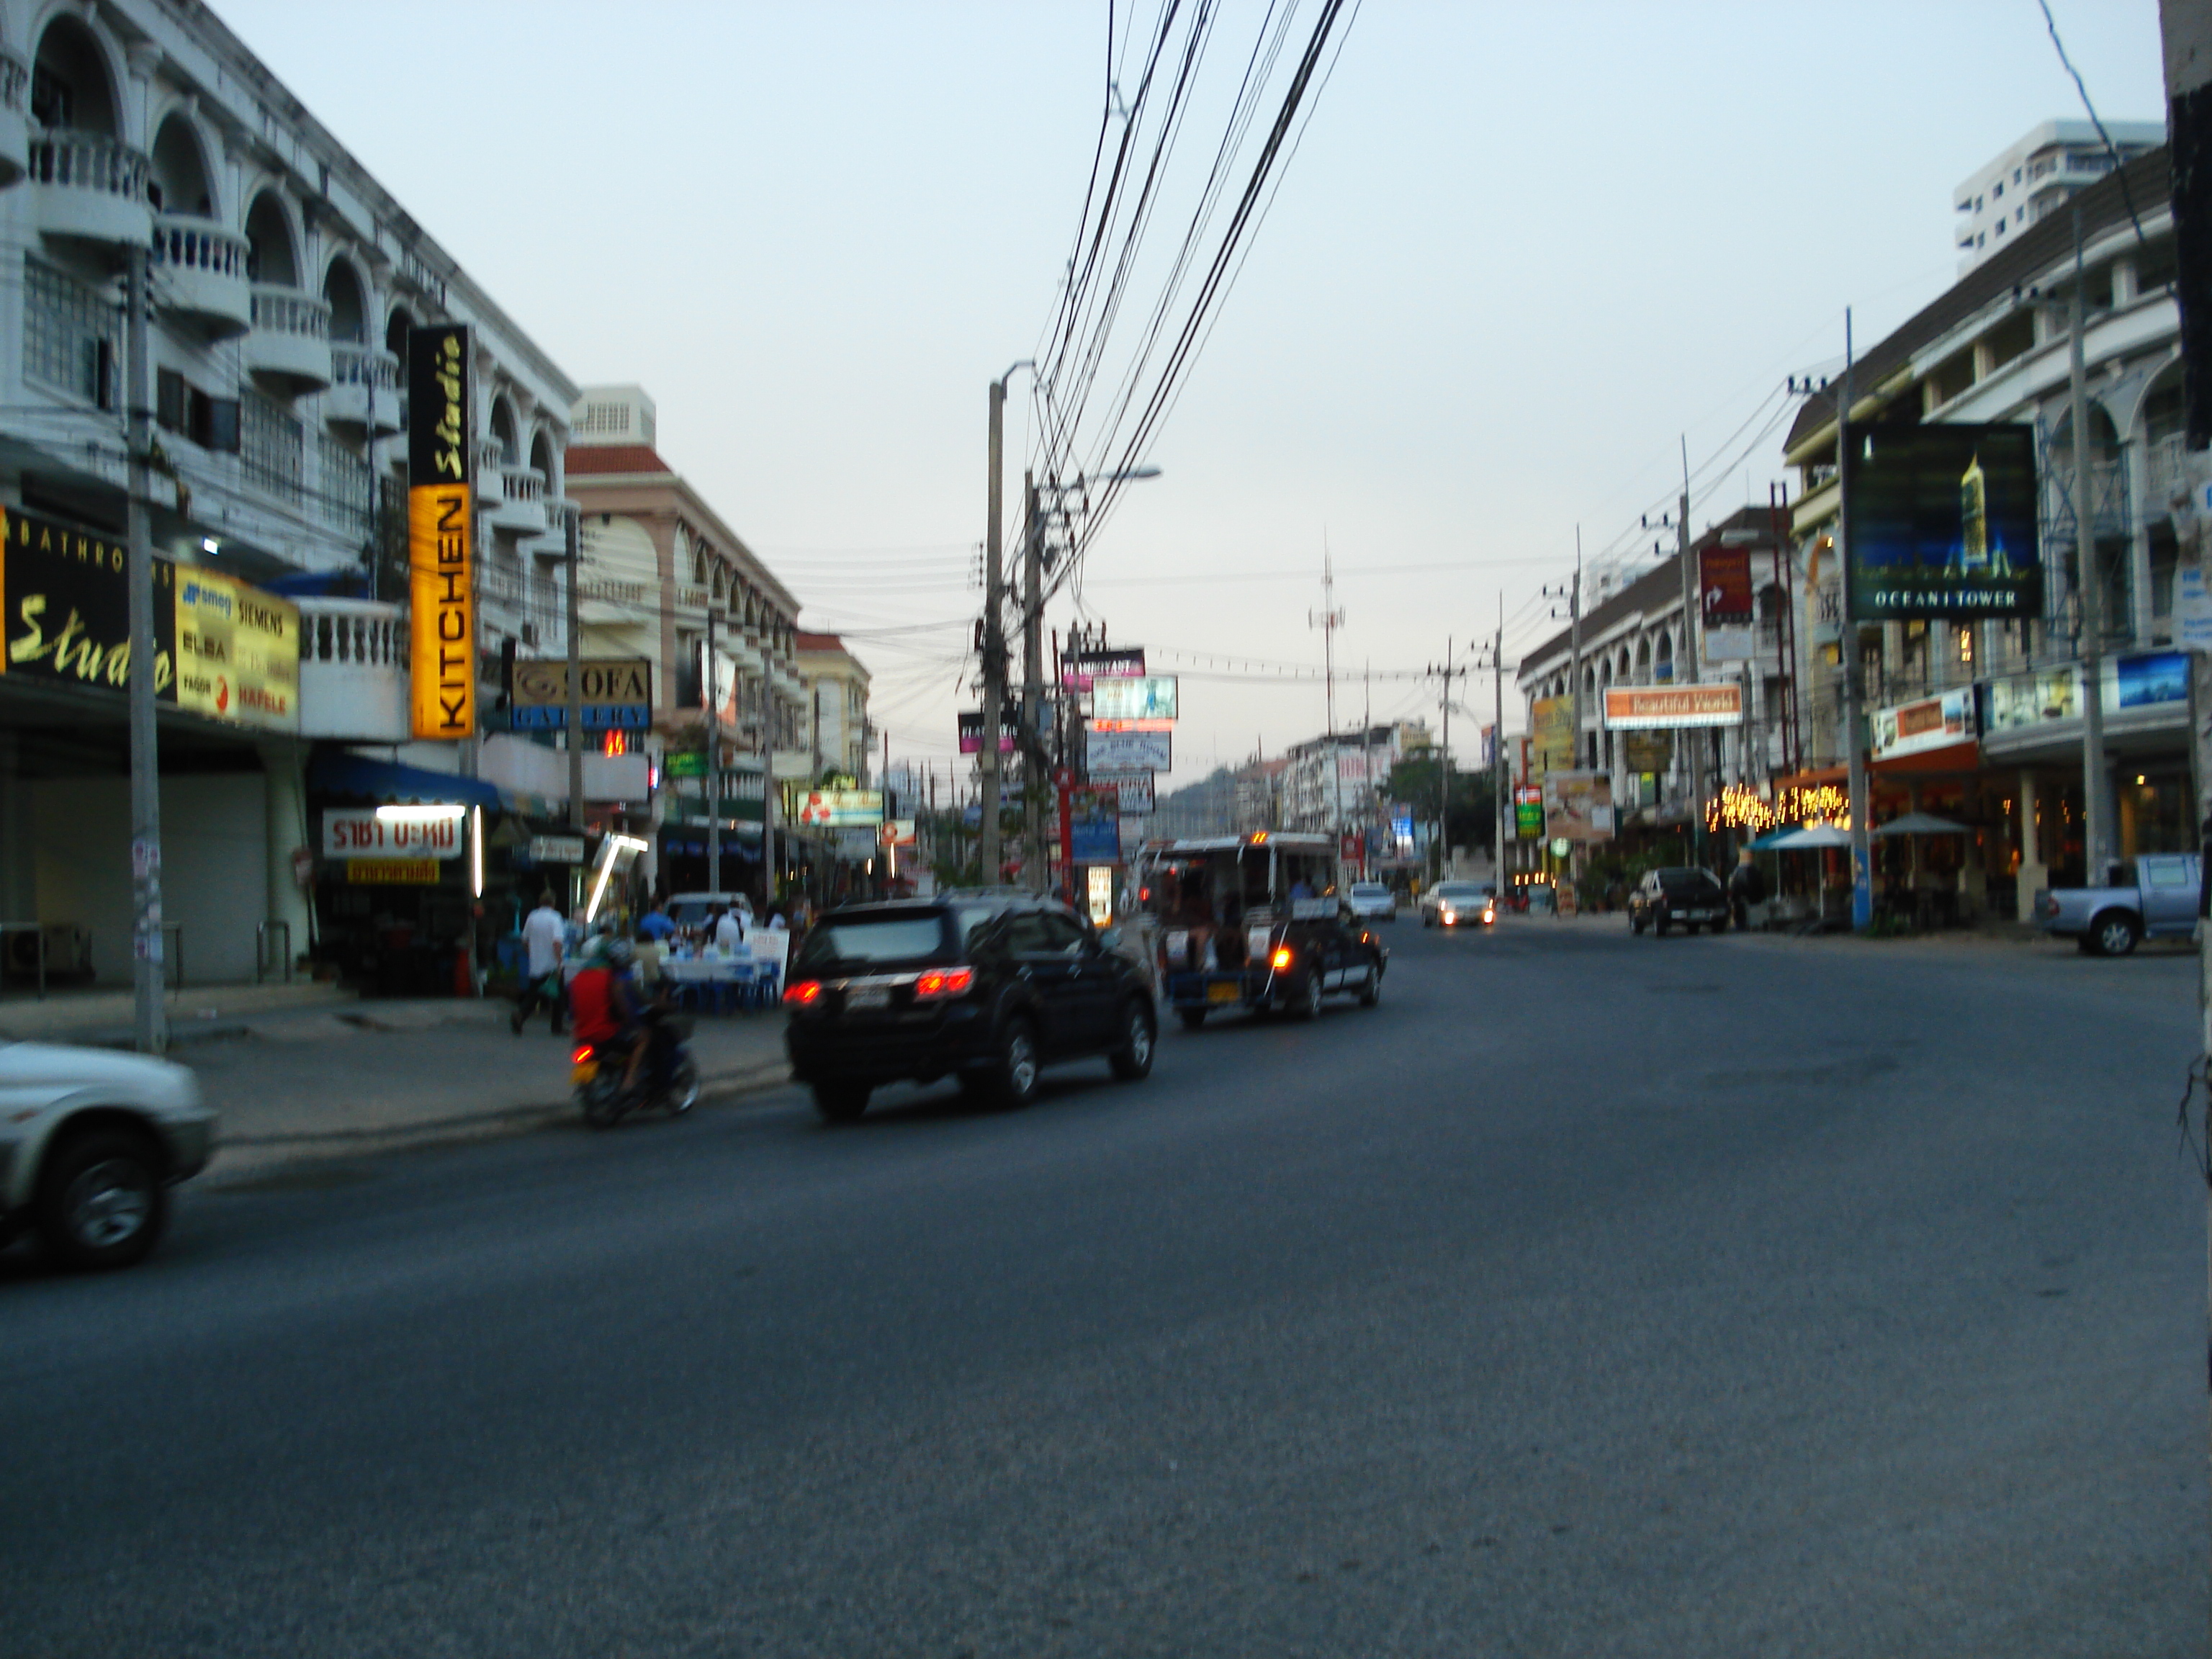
[528,428,554,485]
[245,192,297,287]
[148,113,215,217]
[489,397,518,466]
[323,260,367,344]
[32,18,119,135]
[385,305,413,359]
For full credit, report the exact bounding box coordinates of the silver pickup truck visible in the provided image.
[2033,853,2201,956]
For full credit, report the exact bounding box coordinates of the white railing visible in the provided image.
[28,131,145,199]
[300,599,405,667]
[0,50,27,113]
[329,342,400,390]
[579,576,652,606]
[250,284,330,340]
[480,439,508,474]
[150,215,248,278]
[502,464,544,502]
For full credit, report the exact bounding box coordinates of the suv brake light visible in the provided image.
[914,966,976,1000]
[1269,946,1293,971]
[784,979,823,1006]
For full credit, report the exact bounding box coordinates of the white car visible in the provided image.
[1419,881,1496,929]
[1346,881,1398,922]
[0,1043,216,1270]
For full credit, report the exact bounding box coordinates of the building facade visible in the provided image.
[1952,120,2162,274]
[0,0,580,992]
[793,631,871,785]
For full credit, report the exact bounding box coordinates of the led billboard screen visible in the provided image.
[1845,422,2039,621]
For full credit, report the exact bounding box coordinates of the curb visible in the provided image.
[203,1058,795,1184]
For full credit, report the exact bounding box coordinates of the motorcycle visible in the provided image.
[572,1010,701,1128]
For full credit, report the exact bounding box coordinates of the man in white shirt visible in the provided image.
[712,904,745,955]
[514,889,568,1035]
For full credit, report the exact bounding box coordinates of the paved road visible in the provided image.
[4,919,2205,1655]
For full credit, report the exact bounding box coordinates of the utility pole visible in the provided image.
[705,603,720,896]
[123,244,164,1053]
[1676,447,1704,864]
[1435,637,1457,881]
[978,370,1018,886]
[564,504,584,837]
[1311,555,1345,858]
[1020,472,1046,893]
[1493,591,1506,881]
[1841,307,1874,929]
[1570,529,1585,765]
[762,637,778,909]
[2072,204,2113,884]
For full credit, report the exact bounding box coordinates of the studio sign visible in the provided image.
[1,508,175,693]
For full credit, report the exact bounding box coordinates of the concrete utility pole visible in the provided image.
[1439,635,1453,880]
[1312,555,1346,856]
[564,504,584,837]
[1493,591,1506,880]
[1840,308,1874,929]
[1676,446,1703,864]
[2156,0,2212,1625]
[2072,204,2113,884]
[1021,472,1046,893]
[762,638,778,908]
[123,245,164,1053]
[705,603,720,896]
[978,370,1018,885]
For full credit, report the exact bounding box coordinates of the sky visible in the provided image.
[218,0,2170,795]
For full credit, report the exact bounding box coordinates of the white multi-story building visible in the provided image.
[0,0,579,990]
[794,631,871,785]
[1952,120,2162,274]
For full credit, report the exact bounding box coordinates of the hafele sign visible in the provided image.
[408,323,474,739]
[321,808,462,860]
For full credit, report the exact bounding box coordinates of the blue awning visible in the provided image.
[307,750,505,811]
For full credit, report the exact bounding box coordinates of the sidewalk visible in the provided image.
[0,979,351,1046]
[164,997,792,1182]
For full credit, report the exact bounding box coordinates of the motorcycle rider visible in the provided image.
[570,938,649,1099]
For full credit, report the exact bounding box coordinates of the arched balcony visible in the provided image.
[27,18,145,250]
[243,191,330,390]
[149,111,248,335]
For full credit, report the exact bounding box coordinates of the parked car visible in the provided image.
[2033,854,2201,956]
[783,894,1156,1122]
[0,1043,217,1269]
[1628,867,1729,935]
[1419,881,1495,929]
[1347,881,1398,922]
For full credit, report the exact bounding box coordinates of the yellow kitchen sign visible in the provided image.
[408,324,474,739]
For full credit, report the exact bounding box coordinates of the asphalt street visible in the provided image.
[3,917,2206,1656]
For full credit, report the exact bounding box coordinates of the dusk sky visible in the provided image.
[222,0,2168,791]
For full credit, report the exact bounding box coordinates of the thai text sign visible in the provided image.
[323,809,463,860]
[347,858,439,885]
[1602,683,1743,729]
[1086,727,1171,772]
[1542,770,1614,843]
[1067,783,1120,863]
[1514,785,1544,840]
[1092,770,1154,813]
[793,787,884,827]
[1845,422,2040,621]
[1872,686,1976,763]
[408,324,474,739]
[1530,694,1574,773]
[1089,675,1177,722]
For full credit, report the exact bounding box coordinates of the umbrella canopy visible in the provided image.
[1872,812,1971,838]
[1746,828,1799,850]
[1768,824,1853,850]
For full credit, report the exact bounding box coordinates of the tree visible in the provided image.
[1385,757,1496,860]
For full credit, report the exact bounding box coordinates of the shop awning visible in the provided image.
[1872,811,1972,837]
[1768,824,1853,850]
[307,750,505,811]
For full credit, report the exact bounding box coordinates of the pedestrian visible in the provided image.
[513,888,567,1035]
[639,896,677,944]
[713,902,746,955]
[1727,847,1766,932]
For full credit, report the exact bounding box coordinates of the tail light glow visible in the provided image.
[1269,946,1293,971]
[914,966,977,1000]
[570,1046,594,1065]
[784,980,823,1006]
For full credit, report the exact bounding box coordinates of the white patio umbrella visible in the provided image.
[1871,812,1971,838]
[1768,824,1853,850]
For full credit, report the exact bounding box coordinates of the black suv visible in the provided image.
[783,895,1157,1123]
[1627,866,1730,935]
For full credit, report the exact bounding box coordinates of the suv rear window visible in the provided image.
[1657,870,1720,894]
[796,914,949,968]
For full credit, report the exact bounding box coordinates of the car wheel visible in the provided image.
[36,1128,167,1272]
[1631,914,1647,935]
[665,1055,701,1116]
[1178,1007,1208,1031]
[812,1083,870,1124]
[1655,915,1670,937]
[1109,1000,1156,1080]
[1357,964,1382,1007]
[2092,912,2140,958]
[994,1017,1042,1107]
[1295,967,1324,1021]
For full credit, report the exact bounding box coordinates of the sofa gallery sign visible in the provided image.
[0,504,299,732]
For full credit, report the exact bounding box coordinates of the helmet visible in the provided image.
[606,938,637,969]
